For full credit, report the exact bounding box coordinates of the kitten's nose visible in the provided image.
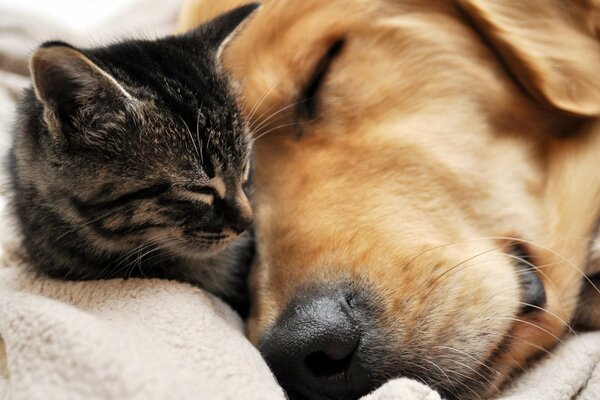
[225,193,253,234]
[259,288,370,400]
[230,210,253,234]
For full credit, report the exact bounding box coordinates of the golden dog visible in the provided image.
[179,1,600,399]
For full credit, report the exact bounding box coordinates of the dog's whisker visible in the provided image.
[420,358,463,399]
[485,236,600,296]
[435,345,502,378]
[422,244,507,300]
[516,302,578,335]
[500,251,568,309]
[442,361,485,400]
[473,328,556,359]
[498,316,566,346]
[424,253,578,337]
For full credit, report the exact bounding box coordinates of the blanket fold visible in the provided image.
[0,267,285,400]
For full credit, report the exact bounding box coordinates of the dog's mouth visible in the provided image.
[435,241,550,400]
[257,241,550,400]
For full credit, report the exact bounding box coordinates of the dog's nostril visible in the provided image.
[304,350,355,378]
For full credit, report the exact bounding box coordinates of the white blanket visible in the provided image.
[0,2,598,399]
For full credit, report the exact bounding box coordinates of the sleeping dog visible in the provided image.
[179,1,600,399]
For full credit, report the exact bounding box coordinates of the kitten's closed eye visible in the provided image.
[187,185,217,197]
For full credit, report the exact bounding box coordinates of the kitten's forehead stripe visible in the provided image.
[84,35,249,177]
[210,177,226,198]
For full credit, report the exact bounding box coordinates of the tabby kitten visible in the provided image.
[8,4,259,311]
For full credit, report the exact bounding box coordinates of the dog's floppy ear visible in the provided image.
[458,0,600,117]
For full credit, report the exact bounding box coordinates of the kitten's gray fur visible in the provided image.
[7,4,260,313]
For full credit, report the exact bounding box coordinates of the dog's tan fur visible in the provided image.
[179,0,600,397]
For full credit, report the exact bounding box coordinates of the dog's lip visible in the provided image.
[467,314,529,400]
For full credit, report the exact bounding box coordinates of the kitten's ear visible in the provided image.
[192,3,261,58]
[29,42,132,138]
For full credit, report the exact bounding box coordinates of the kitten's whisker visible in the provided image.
[253,120,313,142]
[247,81,279,122]
[128,243,164,279]
[53,209,118,243]
[107,235,170,275]
[103,240,158,279]
[178,115,201,158]
[112,237,186,279]
[196,106,205,164]
[249,98,290,130]
[250,99,306,134]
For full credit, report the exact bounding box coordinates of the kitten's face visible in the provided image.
[56,94,252,258]
[26,5,258,258]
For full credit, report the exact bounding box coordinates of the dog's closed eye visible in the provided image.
[297,38,345,122]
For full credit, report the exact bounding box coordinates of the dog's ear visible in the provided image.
[457,0,600,117]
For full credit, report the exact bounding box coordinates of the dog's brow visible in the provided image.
[296,38,346,124]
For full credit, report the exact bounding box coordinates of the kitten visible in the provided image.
[7,4,259,313]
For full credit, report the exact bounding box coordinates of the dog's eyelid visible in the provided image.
[296,38,346,123]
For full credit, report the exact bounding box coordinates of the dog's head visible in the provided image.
[182,1,600,398]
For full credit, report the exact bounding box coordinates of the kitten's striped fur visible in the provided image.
[8,4,259,313]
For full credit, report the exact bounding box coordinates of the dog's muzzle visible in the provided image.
[259,286,371,400]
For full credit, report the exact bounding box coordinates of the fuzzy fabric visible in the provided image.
[0,2,598,399]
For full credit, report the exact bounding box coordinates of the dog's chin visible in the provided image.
[348,332,501,400]
[361,309,543,400]
[353,337,507,400]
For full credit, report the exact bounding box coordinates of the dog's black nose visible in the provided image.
[259,289,370,400]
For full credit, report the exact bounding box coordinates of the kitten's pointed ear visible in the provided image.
[193,3,261,57]
[30,43,132,137]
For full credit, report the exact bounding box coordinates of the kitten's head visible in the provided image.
[22,4,259,258]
